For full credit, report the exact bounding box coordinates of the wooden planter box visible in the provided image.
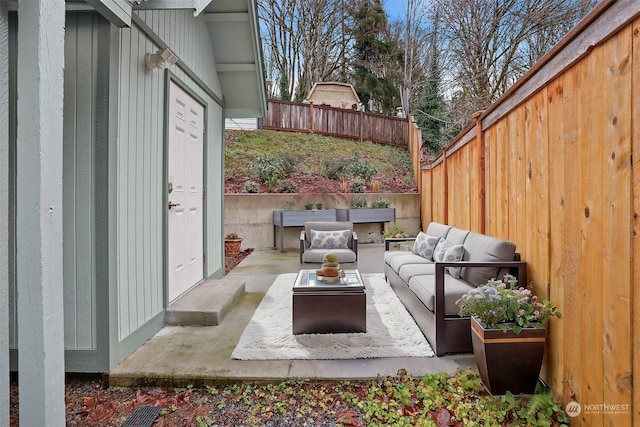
[471,317,545,395]
[273,209,337,251]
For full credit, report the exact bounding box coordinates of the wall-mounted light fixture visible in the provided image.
[145,48,179,70]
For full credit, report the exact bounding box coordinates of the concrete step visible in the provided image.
[165,278,245,326]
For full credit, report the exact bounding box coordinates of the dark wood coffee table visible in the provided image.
[292,269,366,334]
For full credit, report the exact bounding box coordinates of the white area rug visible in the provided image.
[231,273,434,360]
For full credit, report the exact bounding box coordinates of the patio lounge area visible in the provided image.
[108,243,475,387]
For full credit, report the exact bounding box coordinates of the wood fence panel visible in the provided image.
[547,73,572,399]
[523,90,552,379]
[263,100,409,148]
[523,90,550,300]
[431,165,446,224]
[578,39,605,426]
[416,8,639,423]
[632,19,640,424]
[447,145,472,230]
[599,28,632,424]
[507,107,526,251]
[488,117,510,239]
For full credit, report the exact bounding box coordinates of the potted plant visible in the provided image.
[336,196,395,224]
[224,233,243,256]
[456,274,561,395]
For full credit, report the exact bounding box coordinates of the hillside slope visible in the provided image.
[225,130,417,194]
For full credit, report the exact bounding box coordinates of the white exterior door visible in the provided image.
[168,81,204,302]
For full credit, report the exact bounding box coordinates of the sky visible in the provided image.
[384,0,407,20]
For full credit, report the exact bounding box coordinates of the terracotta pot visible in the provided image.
[224,238,242,256]
[471,317,545,395]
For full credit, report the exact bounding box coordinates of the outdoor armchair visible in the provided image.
[299,221,358,266]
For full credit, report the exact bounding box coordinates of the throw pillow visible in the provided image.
[412,232,440,260]
[434,238,464,278]
[310,229,351,249]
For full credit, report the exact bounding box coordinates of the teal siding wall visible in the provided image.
[116,10,225,345]
[63,13,99,351]
[8,8,226,371]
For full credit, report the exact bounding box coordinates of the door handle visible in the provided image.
[168,201,181,210]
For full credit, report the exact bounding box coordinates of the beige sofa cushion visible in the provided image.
[461,231,516,286]
[388,253,433,272]
[408,274,475,316]
[399,263,436,283]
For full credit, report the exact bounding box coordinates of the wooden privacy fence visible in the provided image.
[263,99,409,148]
[415,1,639,425]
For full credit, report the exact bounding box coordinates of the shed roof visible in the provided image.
[306,82,361,110]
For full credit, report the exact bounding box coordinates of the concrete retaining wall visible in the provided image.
[224,193,421,250]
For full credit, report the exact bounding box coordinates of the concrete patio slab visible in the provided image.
[108,244,475,387]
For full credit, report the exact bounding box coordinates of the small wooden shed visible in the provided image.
[305,81,362,110]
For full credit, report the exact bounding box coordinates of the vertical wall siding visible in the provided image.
[116,22,165,340]
[7,13,16,349]
[117,10,224,341]
[418,11,638,424]
[62,13,98,350]
[8,13,103,352]
[135,10,221,100]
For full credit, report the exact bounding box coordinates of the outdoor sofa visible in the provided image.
[384,222,527,356]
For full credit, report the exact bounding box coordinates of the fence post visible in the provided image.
[359,109,364,142]
[473,111,485,234]
[308,102,314,133]
[442,149,448,225]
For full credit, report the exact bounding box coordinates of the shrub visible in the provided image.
[345,151,377,183]
[250,154,297,184]
[350,177,367,193]
[351,195,368,208]
[383,223,408,238]
[265,175,280,192]
[243,180,260,193]
[276,179,297,193]
[324,158,351,180]
[373,198,391,208]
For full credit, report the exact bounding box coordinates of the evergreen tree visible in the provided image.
[416,44,446,155]
[349,0,401,114]
[279,72,290,101]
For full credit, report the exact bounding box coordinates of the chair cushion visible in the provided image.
[461,232,516,286]
[408,274,475,316]
[434,239,464,278]
[302,248,357,263]
[310,229,351,249]
[412,232,440,260]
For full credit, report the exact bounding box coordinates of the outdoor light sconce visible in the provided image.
[145,48,179,70]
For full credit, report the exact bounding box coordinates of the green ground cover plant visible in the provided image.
[56,369,569,426]
[225,130,416,194]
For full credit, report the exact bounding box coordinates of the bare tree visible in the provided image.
[258,0,350,100]
[432,0,595,128]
